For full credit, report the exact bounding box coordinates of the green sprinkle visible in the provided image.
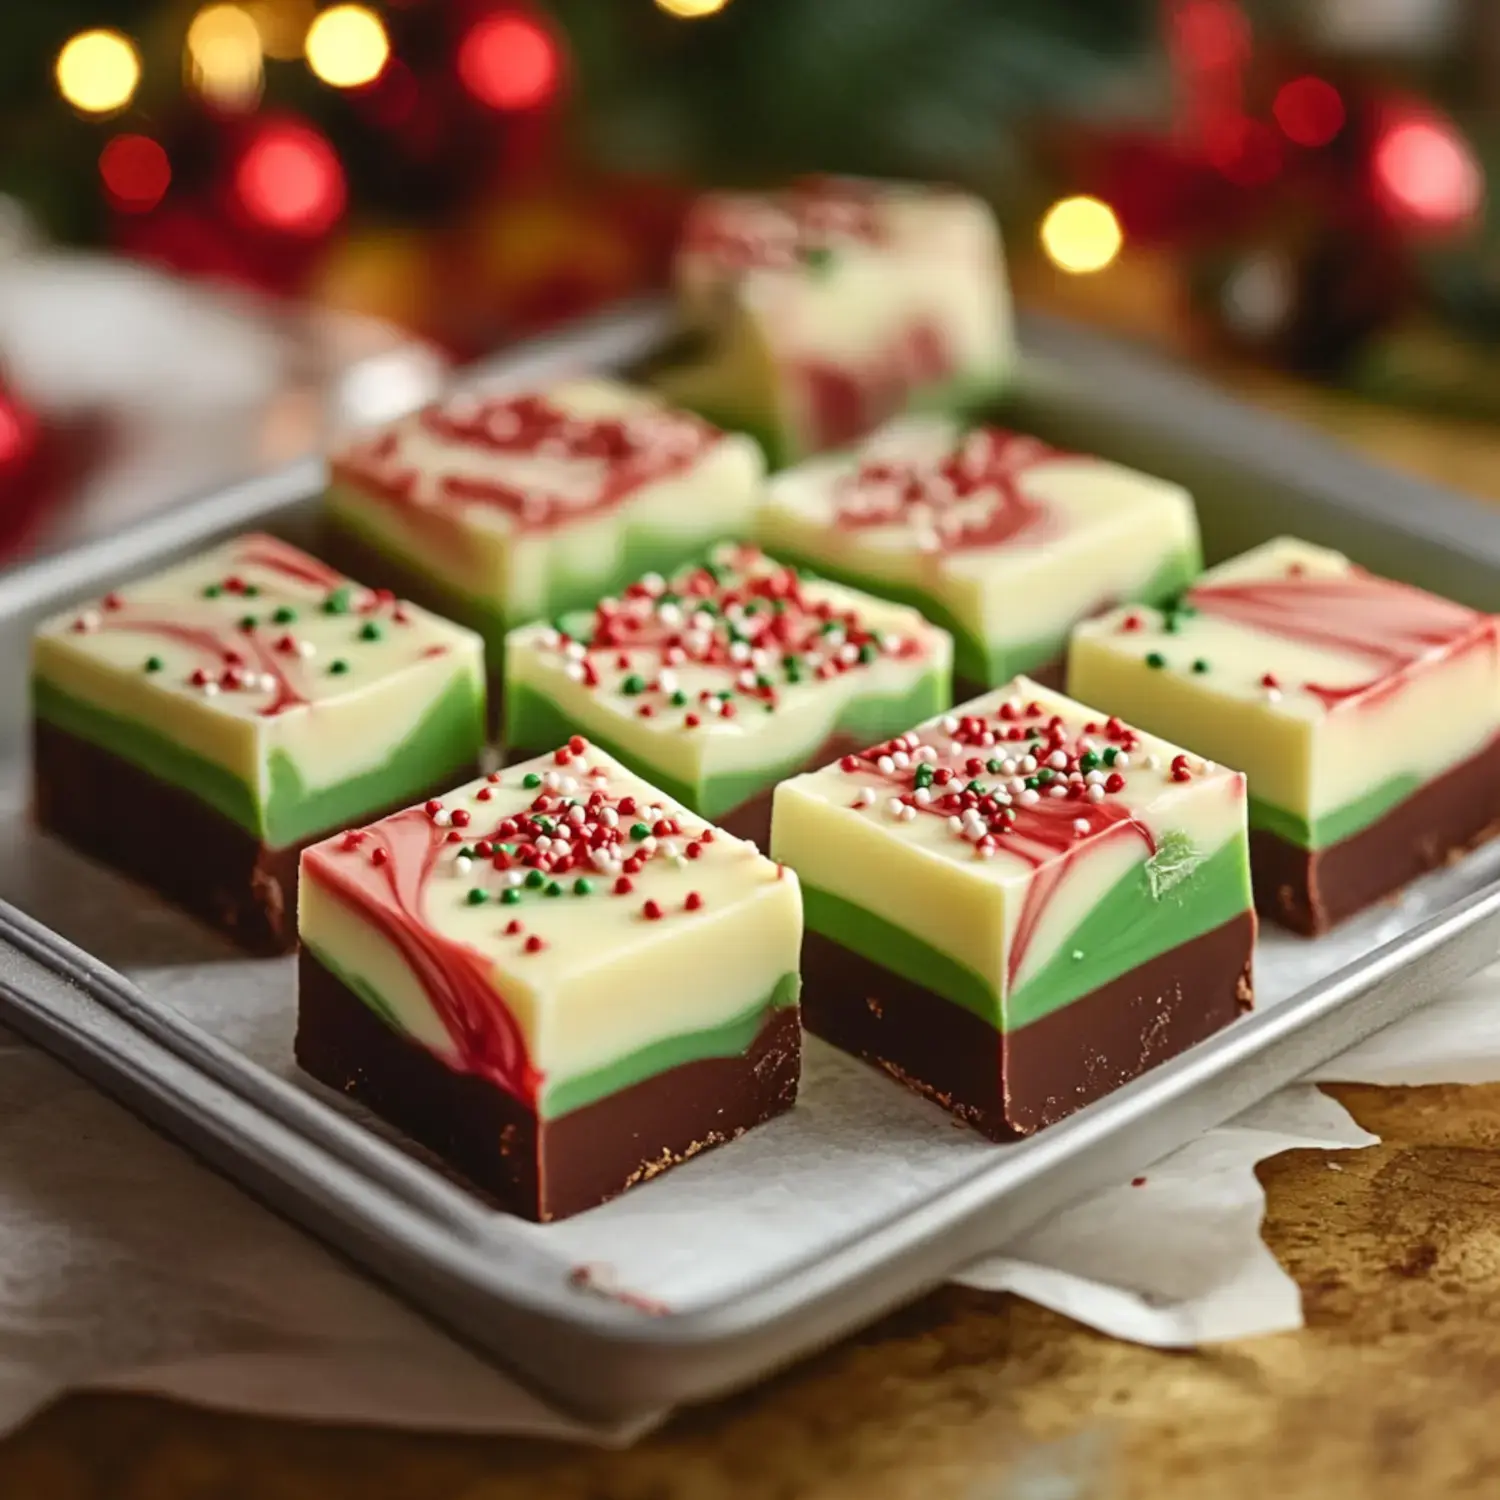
[670,690,687,707]
[967,779,986,794]
[784,663,803,685]
[202,584,222,599]
[322,586,353,616]
[717,689,733,702]
[498,843,517,856]
[1192,658,1210,674]
[1103,747,1120,766]
[1035,768,1053,783]
[533,816,555,834]
[238,614,258,631]
[1025,776,1041,790]
[802,244,836,274]
[630,822,651,841]
[544,880,563,897]
[525,869,545,889]
[328,659,350,675]
[501,888,521,905]
[143,656,163,673]
[359,620,383,642]
[621,674,646,696]
[915,763,935,789]
[522,773,542,789]
[1145,652,1167,669]
[987,759,1004,774]
[466,888,488,906]
[1164,616,1181,634]
[857,642,877,664]
[756,674,775,690]
[1079,751,1100,772]
[573,877,594,896]
[820,621,842,636]
[271,605,297,624]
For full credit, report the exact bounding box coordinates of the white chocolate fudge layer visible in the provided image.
[663,177,1014,463]
[772,679,1252,1030]
[504,543,952,820]
[1068,537,1500,848]
[300,743,803,1118]
[328,379,764,641]
[33,533,485,847]
[759,415,1201,686]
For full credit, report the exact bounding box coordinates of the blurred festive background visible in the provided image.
[3,0,1500,553]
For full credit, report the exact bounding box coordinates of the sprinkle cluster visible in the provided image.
[839,697,1209,861]
[343,738,723,946]
[534,546,923,729]
[832,428,1058,556]
[683,183,884,273]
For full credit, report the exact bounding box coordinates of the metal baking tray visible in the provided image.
[2,300,1500,1426]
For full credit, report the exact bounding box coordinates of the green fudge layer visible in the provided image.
[803,834,1252,1035]
[309,940,801,1120]
[504,668,951,824]
[764,547,1200,688]
[33,672,485,849]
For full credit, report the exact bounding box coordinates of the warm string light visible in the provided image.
[655,0,731,16]
[305,4,391,88]
[99,135,172,213]
[186,5,265,110]
[234,119,346,235]
[1039,196,1122,275]
[55,29,142,115]
[1374,113,1483,229]
[457,13,560,110]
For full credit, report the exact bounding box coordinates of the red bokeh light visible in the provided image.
[0,399,31,469]
[1374,114,1483,229]
[99,134,171,214]
[234,120,347,236]
[1171,0,1250,70]
[1273,77,1345,148]
[457,13,559,111]
[1207,117,1282,187]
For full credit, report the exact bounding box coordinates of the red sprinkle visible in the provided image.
[840,755,860,773]
[1104,772,1126,794]
[424,799,442,815]
[685,842,702,860]
[684,891,703,911]
[684,713,701,728]
[568,735,586,754]
[476,787,493,802]
[1120,614,1142,632]
[642,899,663,921]
[1170,754,1192,783]
[505,919,522,935]
[524,935,544,954]
[554,747,572,766]
[1260,672,1279,689]
[450,809,471,828]
[102,592,123,611]
[699,829,715,844]
[446,830,463,844]
[370,847,388,866]
[614,875,634,895]
[487,771,503,783]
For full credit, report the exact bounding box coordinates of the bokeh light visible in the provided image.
[1273,77,1345,148]
[55,30,142,116]
[234,119,346,235]
[655,0,731,16]
[99,135,172,213]
[305,5,390,88]
[457,14,560,111]
[186,5,265,110]
[1374,114,1483,229]
[246,0,316,60]
[1039,196,1123,275]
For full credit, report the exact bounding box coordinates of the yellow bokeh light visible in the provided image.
[655,0,731,17]
[1039,195,1123,276]
[56,30,142,115]
[186,5,265,109]
[246,0,316,60]
[305,4,390,88]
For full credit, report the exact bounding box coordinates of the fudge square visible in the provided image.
[660,176,1015,465]
[758,415,1201,693]
[296,742,803,1221]
[32,533,485,954]
[504,543,952,845]
[1069,536,1500,935]
[771,679,1253,1139]
[326,378,764,668]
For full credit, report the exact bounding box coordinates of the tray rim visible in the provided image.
[3,300,1500,1420]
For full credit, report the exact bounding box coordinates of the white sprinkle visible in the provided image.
[980,731,996,748]
[647,806,664,822]
[1087,784,1105,802]
[941,715,959,735]
[881,634,902,653]
[539,627,561,649]
[1265,687,1283,703]
[730,642,752,663]
[858,788,877,807]
[566,662,586,682]
[201,680,220,697]
[664,645,686,666]
[1008,776,1027,796]
[916,744,939,764]
[564,641,586,662]
[913,787,932,806]
[999,758,1017,776]
[433,809,452,827]
[900,804,917,822]
[1048,751,1067,771]
[737,669,757,691]
[641,572,665,594]
[657,669,678,695]
[1073,817,1090,834]
[1048,784,1068,799]
[660,840,680,860]
[1019,755,1038,774]
[876,755,895,775]
[298,640,317,659]
[567,805,586,824]
[558,775,578,795]
[1004,696,1022,715]
[1143,754,1160,771]
[1085,770,1105,786]
[1114,753,1131,770]
[1020,788,1039,806]
[886,798,906,820]
[601,807,619,828]
[641,836,658,855]
[535,834,553,850]
[505,870,524,889]
[976,842,996,860]
[892,751,910,771]
[455,856,473,876]
[657,603,683,628]
[543,770,562,791]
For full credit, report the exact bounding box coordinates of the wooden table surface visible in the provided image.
[8,261,1500,1499]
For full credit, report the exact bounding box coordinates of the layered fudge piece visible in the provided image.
[297,742,803,1220]
[772,680,1253,1138]
[32,533,485,953]
[326,379,764,681]
[504,543,952,845]
[759,415,1201,693]
[1069,537,1500,934]
[660,177,1015,465]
